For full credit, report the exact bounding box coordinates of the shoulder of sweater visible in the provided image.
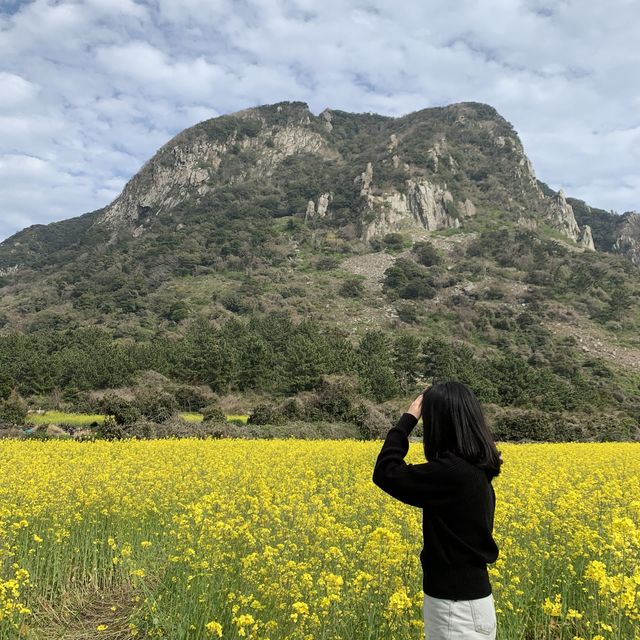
[432,452,480,476]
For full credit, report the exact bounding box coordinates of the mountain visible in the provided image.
[1,101,603,261]
[0,101,638,365]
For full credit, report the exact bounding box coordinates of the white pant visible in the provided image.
[423,592,497,639]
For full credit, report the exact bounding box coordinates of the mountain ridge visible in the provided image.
[4,99,621,270]
[0,101,638,366]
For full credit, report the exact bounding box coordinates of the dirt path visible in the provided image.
[28,580,145,640]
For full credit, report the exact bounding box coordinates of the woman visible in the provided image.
[372,380,503,639]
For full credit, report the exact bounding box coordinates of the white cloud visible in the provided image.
[1,0,639,243]
[0,72,39,108]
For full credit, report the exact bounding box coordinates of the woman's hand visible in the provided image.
[407,387,429,419]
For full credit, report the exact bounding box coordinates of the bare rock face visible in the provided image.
[95,108,337,241]
[517,154,539,189]
[357,162,374,196]
[99,137,231,232]
[316,193,332,217]
[578,225,595,250]
[425,136,457,173]
[320,108,333,132]
[459,198,476,217]
[305,200,315,220]
[545,189,584,242]
[357,163,467,242]
[516,216,538,231]
[305,193,333,220]
[0,264,19,277]
[508,133,547,202]
[406,179,460,230]
[613,212,640,265]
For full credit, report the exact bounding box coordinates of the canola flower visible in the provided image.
[0,438,638,639]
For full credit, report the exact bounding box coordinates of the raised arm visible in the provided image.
[372,411,461,510]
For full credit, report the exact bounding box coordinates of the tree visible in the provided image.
[392,334,421,394]
[357,331,401,401]
[0,373,14,401]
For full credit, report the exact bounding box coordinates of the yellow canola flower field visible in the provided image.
[0,439,638,640]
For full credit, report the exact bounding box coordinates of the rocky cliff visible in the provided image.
[613,212,640,266]
[1,100,634,280]
[84,101,597,251]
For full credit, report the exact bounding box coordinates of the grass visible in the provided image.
[24,411,250,427]
[25,411,107,427]
[180,412,204,423]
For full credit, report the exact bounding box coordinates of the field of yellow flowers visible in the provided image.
[0,438,638,640]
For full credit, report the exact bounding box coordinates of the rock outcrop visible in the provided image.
[425,137,457,173]
[613,212,640,265]
[100,137,232,231]
[320,108,333,132]
[305,193,333,220]
[578,225,595,250]
[355,163,469,242]
[544,189,595,250]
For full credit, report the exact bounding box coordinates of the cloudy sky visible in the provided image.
[1,0,639,242]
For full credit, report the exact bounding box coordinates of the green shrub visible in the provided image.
[383,258,436,300]
[0,373,14,401]
[315,256,340,271]
[0,391,28,425]
[227,420,359,439]
[135,390,178,423]
[96,415,127,440]
[164,302,190,322]
[401,279,437,299]
[412,241,442,267]
[395,302,421,324]
[348,400,394,440]
[173,385,210,411]
[220,292,254,314]
[490,408,637,442]
[491,408,557,441]
[483,286,506,300]
[382,233,408,252]
[202,402,226,423]
[279,396,308,420]
[98,393,141,426]
[307,375,359,421]
[247,403,287,425]
[62,389,96,413]
[280,286,307,298]
[584,413,638,441]
[134,418,230,439]
[338,277,365,298]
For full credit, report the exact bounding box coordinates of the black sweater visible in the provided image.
[372,413,499,600]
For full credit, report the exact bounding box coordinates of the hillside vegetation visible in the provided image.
[0,101,638,439]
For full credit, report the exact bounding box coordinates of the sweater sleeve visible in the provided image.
[372,413,461,509]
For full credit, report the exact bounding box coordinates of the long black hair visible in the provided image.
[420,380,503,479]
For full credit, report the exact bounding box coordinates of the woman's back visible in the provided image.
[419,451,499,599]
[372,381,502,639]
[373,414,499,600]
